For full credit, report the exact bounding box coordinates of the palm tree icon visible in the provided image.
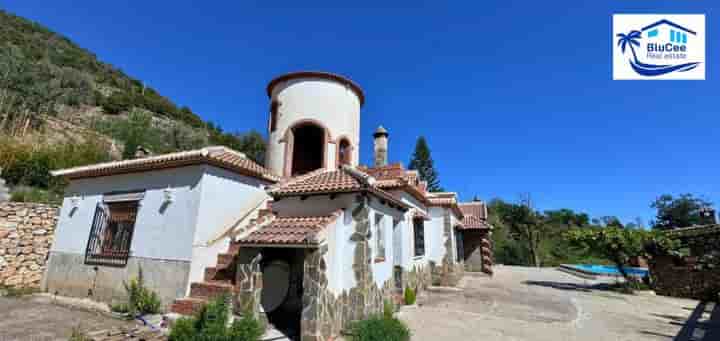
[617,30,642,63]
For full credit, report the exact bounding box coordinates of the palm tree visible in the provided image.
[617,30,642,63]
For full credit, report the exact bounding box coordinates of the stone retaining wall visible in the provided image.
[0,202,59,288]
[650,255,720,301]
[650,225,720,301]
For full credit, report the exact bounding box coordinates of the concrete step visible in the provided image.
[216,253,235,267]
[258,208,273,217]
[227,242,242,255]
[204,267,218,281]
[189,281,235,299]
[170,297,207,315]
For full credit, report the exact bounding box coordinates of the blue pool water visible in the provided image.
[570,264,649,277]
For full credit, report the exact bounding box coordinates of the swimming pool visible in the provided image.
[560,264,649,278]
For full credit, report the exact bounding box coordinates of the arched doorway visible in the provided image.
[291,123,325,176]
[261,248,305,340]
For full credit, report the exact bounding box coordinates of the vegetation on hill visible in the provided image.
[0,9,267,203]
[0,9,205,131]
[488,194,712,267]
[0,9,265,154]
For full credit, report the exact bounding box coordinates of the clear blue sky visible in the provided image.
[3,1,718,225]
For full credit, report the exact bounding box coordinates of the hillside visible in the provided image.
[0,9,265,203]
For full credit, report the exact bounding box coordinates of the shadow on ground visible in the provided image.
[522,280,617,293]
[642,301,720,340]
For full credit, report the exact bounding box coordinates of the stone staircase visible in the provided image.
[170,200,275,315]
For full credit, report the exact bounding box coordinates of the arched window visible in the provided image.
[269,100,280,132]
[337,138,351,166]
[291,123,324,176]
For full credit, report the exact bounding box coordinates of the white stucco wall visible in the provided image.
[271,194,356,218]
[306,194,403,295]
[367,197,404,288]
[188,165,272,289]
[52,164,275,296]
[389,190,431,271]
[266,77,362,175]
[52,166,205,261]
[427,207,446,264]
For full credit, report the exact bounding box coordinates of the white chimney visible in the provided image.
[373,126,389,167]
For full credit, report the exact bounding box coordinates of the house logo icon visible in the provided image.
[613,15,705,80]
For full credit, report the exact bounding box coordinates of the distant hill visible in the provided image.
[0,9,206,128]
[0,9,265,203]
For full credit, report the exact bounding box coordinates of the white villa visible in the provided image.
[44,71,493,341]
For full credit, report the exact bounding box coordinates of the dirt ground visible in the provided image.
[399,266,718,341]
[0,295,133,341]
[1,268,717,341]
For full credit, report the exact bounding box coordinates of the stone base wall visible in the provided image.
[43,251,191,308]
[300,201,398,341]
[302,247,396,341]
[462,230,493,275]
[650,255,720,301]
[408,263,432,291]
[0,203,58,288]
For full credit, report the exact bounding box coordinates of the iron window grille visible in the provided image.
[413,218,425,257]
[84,201,139,266]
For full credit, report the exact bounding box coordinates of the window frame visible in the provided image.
[269,100,280,132]
[84,195,142,267]
[337,138,352,167]
[374,213,385,262]
[412,218,425,257]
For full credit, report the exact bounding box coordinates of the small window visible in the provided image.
[455,229,464,263]
[375,213,385,260]
[269,100,280,132]
[413,218,425,257]
[85,200,139,266]
[338,139,351,166]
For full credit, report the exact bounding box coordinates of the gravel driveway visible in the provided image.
[399,266,717,341]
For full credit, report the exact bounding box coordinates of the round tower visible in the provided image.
[265,71,364,177]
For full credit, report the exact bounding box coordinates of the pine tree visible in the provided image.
[408,136,443,192]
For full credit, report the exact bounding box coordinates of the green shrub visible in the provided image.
[168,294,263,341]
[0,137,112,200]
[122,267,162,315]
[110,302,130,314]
[228,315,264,341]
[383,299,394,319]
[10,186,61,205]
[403,287,416,305]
[168,317,197,341]
[349,315,411,341]
[0,284,39,297]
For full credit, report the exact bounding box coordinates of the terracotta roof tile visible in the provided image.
[458,200,491,230]
[459,201,488,220]
[51,146,280,182]
[461,215,492,230]
[359,164,428,204]
[237,212,341,246]
[269,166,410,210]
[427,192,464,218]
